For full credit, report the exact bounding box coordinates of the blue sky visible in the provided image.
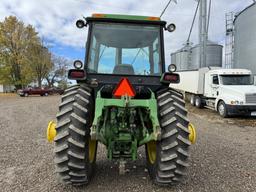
[50,43,85,61]
[0,0,254,67]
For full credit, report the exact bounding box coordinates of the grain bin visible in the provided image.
[233,2,256,75]
[171,45,192,71]
[190,41,223,70]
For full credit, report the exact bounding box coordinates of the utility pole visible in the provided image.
[198,0,208,68]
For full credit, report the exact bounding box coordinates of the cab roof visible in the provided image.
[91,13,161,21]
[86,13,166,26]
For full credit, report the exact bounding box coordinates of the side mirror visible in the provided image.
[166,23,176,32]
[76,20,86,28]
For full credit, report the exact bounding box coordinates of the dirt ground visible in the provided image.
[0,95,255,192]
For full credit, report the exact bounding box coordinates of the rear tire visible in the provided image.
[54,84,97,185]
[195,96,202,108]
[146,89,191,186]
[190,95,195,106]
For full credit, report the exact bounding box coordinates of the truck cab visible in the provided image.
[204,69,256,117]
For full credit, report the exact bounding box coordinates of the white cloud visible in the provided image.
[0,0,254,62]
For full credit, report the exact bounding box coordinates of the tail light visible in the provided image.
[161,73,180,84]
[68,69,86,80]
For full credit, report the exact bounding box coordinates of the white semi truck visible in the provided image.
[170,67,256,117]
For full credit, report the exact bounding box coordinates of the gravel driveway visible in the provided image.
[0,95,255,192]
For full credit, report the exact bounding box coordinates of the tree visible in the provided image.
[46,55,70,88]
[27,41,53,88]
[0,16,39,89]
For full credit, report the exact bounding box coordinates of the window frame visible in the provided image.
[84,21,166,77]
[212,75,219,85]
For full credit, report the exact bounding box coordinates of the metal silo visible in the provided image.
[171,45,192,71]
[191,41,223,70]
[234,2,256,75]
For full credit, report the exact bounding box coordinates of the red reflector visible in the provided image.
[113,78,136,97]
[70,71,85,78]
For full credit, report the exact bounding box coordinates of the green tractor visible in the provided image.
[47,13,196,186]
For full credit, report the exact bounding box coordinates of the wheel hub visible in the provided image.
[219,104,225,115]
[146,141,156,164]
[188,123,196,144]
[46,121,56,143]
[89,139,97,163]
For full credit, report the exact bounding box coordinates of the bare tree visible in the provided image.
[46,55,70,88]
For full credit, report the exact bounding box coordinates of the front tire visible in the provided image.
[146,89,191,186]
[218,101,228,118]
[54,84,97,185]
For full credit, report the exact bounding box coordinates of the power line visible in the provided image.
[160,0,177,18]
[207,0,212,33]
[187,0,200,43]
[76,0,194,17]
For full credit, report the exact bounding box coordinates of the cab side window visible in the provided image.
[212,75,219,85]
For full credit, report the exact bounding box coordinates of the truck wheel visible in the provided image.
[190,95,195,106]
[146,89,190,185]
[195,96,202,108]
[54,84,97,185]
[24,93,28,97]
[44,92,49,96]
[218,101,228,118]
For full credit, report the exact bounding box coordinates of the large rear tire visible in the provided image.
[146,89,191,185]
[54,84,97,185]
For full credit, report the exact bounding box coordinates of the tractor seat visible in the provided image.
[113,64,135,75]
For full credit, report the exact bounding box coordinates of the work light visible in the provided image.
[73,60,83,69]
[168,64,177,73]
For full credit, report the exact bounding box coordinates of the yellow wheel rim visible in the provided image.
[46,121,56,143]
[147,141,157,164]
[89,139,97,163]
[188,123,196,144]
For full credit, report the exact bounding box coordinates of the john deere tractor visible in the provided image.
[47,14,196,186]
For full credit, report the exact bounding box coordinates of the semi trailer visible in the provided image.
[170,67,256,117]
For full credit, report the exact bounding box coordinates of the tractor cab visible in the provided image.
[69,14,178,95]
